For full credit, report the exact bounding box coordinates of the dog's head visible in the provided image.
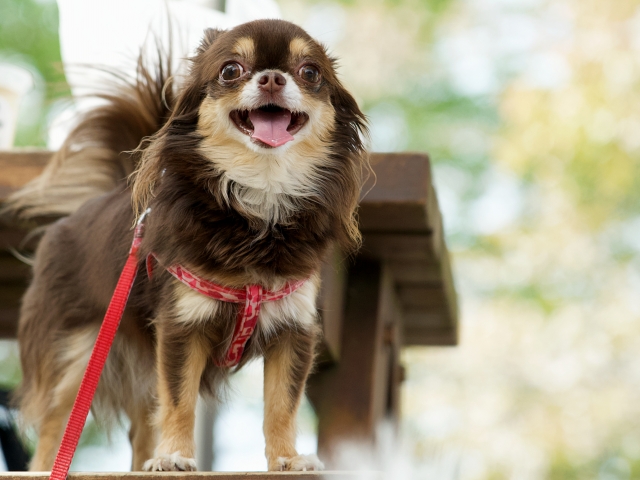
[195,23,333,151]
[134,20,368,249]
[188,20,364,150]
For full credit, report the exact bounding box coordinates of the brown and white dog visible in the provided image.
[7,20,367,471]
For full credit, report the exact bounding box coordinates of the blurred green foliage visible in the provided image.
[0,341,21,389]
[0,0,68,146]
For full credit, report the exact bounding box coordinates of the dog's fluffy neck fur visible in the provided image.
[196,121,331,227]
[138,130,348,287]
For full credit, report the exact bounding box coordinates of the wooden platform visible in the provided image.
[0,149,458,466]
[0,473,379,480]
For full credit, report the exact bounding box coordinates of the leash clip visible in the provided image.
[137,207,152,226]
[134,208,152,240]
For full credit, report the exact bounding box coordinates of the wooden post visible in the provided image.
[307,259,402,466]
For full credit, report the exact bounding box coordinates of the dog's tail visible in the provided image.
[4,51,175,223]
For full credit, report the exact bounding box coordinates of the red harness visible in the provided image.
[153,258,305,367]
[49,211,305,479]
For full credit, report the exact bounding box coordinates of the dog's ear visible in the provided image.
[196,28,225,55]
[331,83,368,152]
[326,82,370,254]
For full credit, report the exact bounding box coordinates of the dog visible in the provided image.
[6,19,368,471]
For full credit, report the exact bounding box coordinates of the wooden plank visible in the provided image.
[369,263,401,431]
[396,251,458,345]
[307,260,399,466]
[0,226,35,251]
[378,265,404,427]
[397,284,448,309]
[438,238,458,344]
[360,233,438,262]
[363,153,432,204]
[0,308,20,337]
[0,232,30,339]
[0,252,31,282]
[402,326,456,346]
[387,259,441,284]
[0,149,51,200]
[0,281,23,338]
[359,153,432,233]
[316,248,347,363]
[0,283,24,309]
[0,473,378,480]
[404,310,451,329]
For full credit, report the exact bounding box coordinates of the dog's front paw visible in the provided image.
[271,454,325,471]
[143,453,197,471]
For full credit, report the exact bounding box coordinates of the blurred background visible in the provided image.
[1,0,640,478]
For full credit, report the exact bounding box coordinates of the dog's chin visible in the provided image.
[229,105,309,149]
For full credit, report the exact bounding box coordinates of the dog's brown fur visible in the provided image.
[7,20,367,471]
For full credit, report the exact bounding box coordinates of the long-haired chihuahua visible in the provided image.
[7,19,367,471]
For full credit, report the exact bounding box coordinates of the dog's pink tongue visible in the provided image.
[249,109,294,147]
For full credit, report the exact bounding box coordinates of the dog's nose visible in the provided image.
[257,72,286,93]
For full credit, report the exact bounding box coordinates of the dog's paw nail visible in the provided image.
[273,454,324,472]
[143,453,197,472]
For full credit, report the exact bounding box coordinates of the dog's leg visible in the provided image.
[28,372,82,470]
[28,403,72,471]
[143,326,208,471]
[27,327,96,471]
[128,401,157,470]
[263,329,323,471]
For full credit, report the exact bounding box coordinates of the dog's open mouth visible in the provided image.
[230,105,309,148]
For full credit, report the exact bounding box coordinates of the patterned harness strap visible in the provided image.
[152,258,306,367]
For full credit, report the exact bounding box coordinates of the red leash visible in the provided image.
[48,210,149,480]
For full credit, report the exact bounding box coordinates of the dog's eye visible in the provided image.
[298,65,320,84]
[220,63,243,81]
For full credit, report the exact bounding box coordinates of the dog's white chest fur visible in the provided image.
[172,277,319,337]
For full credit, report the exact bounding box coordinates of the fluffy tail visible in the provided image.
[5,51,175,222]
